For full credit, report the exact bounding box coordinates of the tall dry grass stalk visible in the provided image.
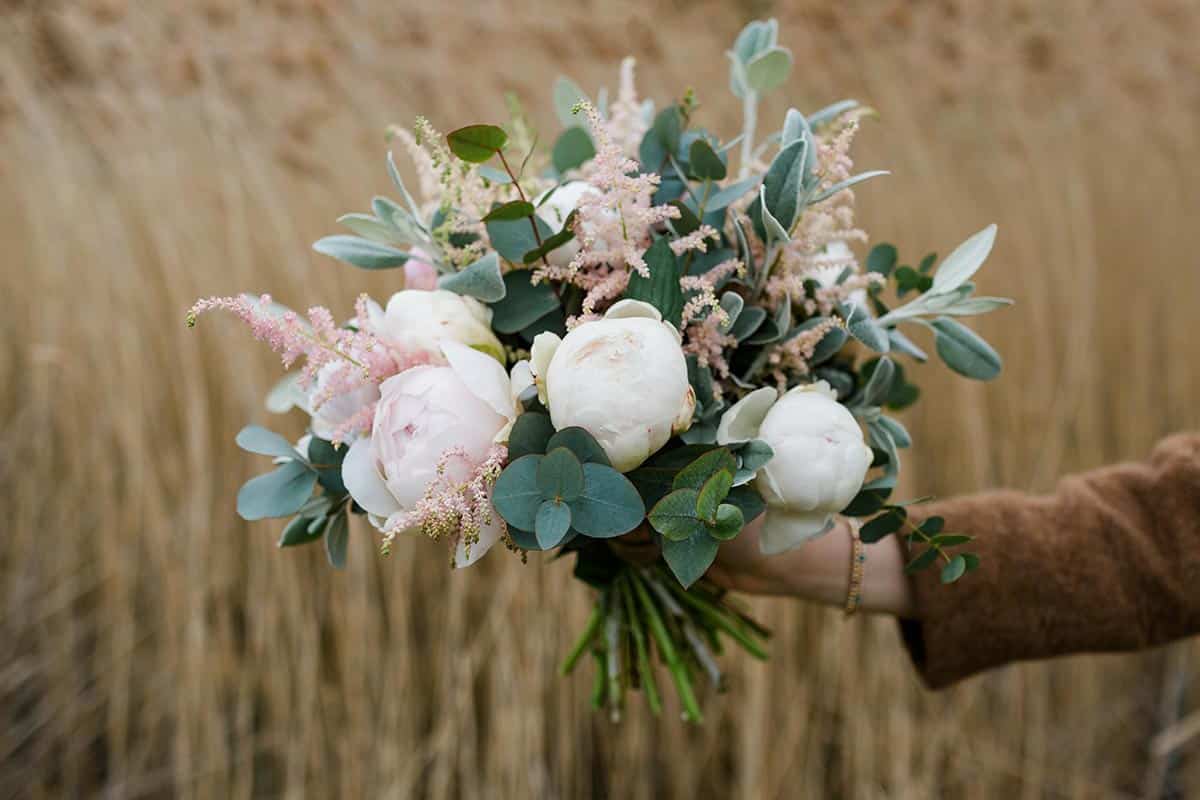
[2,1,1199,797]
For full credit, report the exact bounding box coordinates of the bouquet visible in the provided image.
[190,19,1011,722]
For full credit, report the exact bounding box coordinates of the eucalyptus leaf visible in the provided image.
[446,124,508,163]
[535,500,572,549]
[324,510,348,568]
[278,514,325,547]
[237,460,316,521]
[569,464,645,538]
[940,554,967,583]
[508,412,555,460]
[737,440,774,473]
[648,488,706,542]
[696,469,734,522]
[688,138,727,181]
[492,454,544,531]
[537,447,585,503]
[866,243,898,276]
[483,200,536,222]
[547,427,612,466]
[488,269,559,333]
[706,176,761,211]
[476,164,513,184]
[552,126,596,174]
[486,214,555,264]
[711,503,744,540]
[662,530,720,588]
[236,425,299,459]
[437,252,506,302]
[624,237,684,327]
[674,448,737,491]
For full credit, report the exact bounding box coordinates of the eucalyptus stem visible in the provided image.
[739,91,758,180]
[604,598,624,722]
[496,149,553,273]
[590,650,606,710]
[660,572,769,660]
[560,600,604,676]
[903,516,953,565]
[619,574,662,716]
[630,570,702,723]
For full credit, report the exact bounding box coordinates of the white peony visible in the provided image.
[341,342,527,567]
[531,299,695,472]
[535,180,593,268]
[367,289,505,363]
[717,381,872,555]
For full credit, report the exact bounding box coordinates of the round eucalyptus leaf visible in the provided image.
[537,447,584,502]
[492,454,544,531]
[662,530,721,588]
[647,488,705,542]
[237,460,317,521]
[545,427,611,466]
[710,503,745,540]
[508,412,555,460]
[236,425,299,459]
[569,463,645,538]
[535,500,573,549]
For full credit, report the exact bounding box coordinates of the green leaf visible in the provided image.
[688,138,727,181]
[866,243,898,276]
[962,553,981,572]
[278,514,325,547]
[546,427,611,466]
[312,236,409,270]
[324,510,348,568]
[904,547,939,574]
[729,305,767,342]
[810,170,889,205]
[535,500,572,549]
[761,139,806,232]
[662,530,720,588]
[486,214,555,264]
[842,485,890,517]
[553,76,589,128]
[446,124,509,163]
[736,439,774,473]
[780,107,809,148]
[508,412,555,460]
[859,356,896,408]
[624,237,684,327]
[937,297,1015,317]
[807,99,859,129]
[307,437,346,494]
[537,447,584,502]
[492,454,544,531]
[336,213,401,244]
[482,200,536,222]
[919,517,945,535]
[725,485,766,522]
[733,18,777,64]
[717,292,744,333]
[931,224,997,295]
[236,425,298,459]
[807,321,848,365]
[932,317,1002,380]
[569,463,645,538]
[711,503,744,540]
[707,176,761,211]
[674,448,737,491]
[476,164,513,184]
[552,126,596,174]
[940,554,967,583]
[488,269,559,334]
[648,488,706,542]
[639,106,683,167]
[696,469,733,522]
[744,46,793,93]
[844,303,890,352]
[522,212,577,264]
[860,509,905,544]
[930,533,973,547]
[437,251,506,302]
[237,460,316,521]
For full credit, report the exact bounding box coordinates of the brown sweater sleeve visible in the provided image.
[900,432,1200,689]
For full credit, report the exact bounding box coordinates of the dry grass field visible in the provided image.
[3,0,1200,797]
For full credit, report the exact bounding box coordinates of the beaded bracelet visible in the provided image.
[844,518,865,616]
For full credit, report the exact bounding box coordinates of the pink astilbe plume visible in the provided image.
[544,102,679,287]
[187,293,431,441]
[380,444,508,566]
[607,57,648,157]
[767,316,845,389]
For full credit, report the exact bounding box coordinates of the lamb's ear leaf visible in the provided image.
[662,530,721,588]
[313,236,409,270]
[932,317,1002,380]
[438,252,506,302]
[568,464,645,538]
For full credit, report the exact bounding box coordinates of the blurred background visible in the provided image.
[3,0,1199,797]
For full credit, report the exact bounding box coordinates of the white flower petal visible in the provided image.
[530,332,561,404]
[716,386,778,445]
[604,298,662,322]
[342,437,401,518]
[453,516,503,568]
[758,510,836,555]
[509,360,534,405]
[442,340,516,421]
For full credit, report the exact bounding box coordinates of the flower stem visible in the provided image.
[560,601,604,676]
[618,574,661,716]
[630,570,702,723]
